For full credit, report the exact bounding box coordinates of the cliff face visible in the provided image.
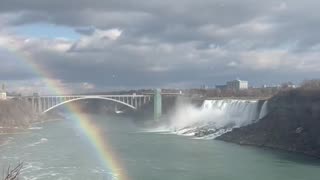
[217,89,320,157]
[0,99,36,129]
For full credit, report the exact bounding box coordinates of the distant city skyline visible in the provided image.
[0,77,309,96]
[1,78,302,97]
[0,0,319,94]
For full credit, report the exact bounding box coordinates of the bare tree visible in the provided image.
[301,79,320,90]
[3,162,23,180]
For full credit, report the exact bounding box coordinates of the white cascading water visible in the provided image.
[169,99,268,139]
[258,101,268,119]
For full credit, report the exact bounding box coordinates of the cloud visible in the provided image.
[227,61,238,67]
[82,82,95,90]
[70,28,122,51]
[0,0,319,93]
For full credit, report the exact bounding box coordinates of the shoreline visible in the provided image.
[0,117,63,147]
[0,117,63,136]
[216,138,320,159]
[0,118,63,147]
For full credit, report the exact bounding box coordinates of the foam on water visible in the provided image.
[28,127,43,130]
[139,126,171,133]
[0,139,12,147]
[25,138,48,147]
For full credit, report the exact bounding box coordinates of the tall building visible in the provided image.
[226,79,248,90]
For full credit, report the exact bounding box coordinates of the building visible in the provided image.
[200,84,209,90]
[215,79,248,91]
[215,84,227,90]
[0,84,6,100]
[226,79,248,90]
[0,92,6,100]
[262,84,281,89]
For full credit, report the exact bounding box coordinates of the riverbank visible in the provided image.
[217,88,320,158]
[0,127,29,135]
[0,99,36,130]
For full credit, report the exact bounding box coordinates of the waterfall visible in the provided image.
[259,101,268,119]
[169,99,268,139]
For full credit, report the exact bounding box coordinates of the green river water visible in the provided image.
[0,114,320,180]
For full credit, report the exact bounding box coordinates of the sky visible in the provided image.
[0,0,319,95]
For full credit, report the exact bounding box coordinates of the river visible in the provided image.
[0,114,320,180]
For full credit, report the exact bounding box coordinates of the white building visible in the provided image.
[0,92,6,100]
[226,79,248,90]
[0,84,6,100]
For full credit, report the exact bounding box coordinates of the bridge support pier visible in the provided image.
[154,89,162,121]
[38,97,42,113]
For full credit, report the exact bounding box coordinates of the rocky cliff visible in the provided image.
[217,89,320,157]
[0,99,36,132]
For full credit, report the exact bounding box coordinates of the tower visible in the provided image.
[154,89,162,121]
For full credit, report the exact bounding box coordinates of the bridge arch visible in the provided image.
[42,96,136,114]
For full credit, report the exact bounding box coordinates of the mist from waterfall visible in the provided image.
[168,99,268,139]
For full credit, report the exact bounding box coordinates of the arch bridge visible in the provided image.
[23,94,152,114]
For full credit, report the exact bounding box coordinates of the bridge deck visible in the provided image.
[23,94,151,98]
[23,94,152,114]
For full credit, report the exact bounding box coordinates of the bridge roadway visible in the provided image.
[23,94,152,114]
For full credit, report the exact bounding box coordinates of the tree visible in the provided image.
[3,162,23,180]
[301,79,320,90]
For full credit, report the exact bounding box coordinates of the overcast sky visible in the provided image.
[0,0,319,94]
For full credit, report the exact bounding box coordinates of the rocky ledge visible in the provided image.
[216,88,320,158]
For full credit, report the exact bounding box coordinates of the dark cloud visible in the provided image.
[0,0,319,92]
[74,27,95,36]
[0,49,35,80]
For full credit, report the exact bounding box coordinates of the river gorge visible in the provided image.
[0,89,320,180]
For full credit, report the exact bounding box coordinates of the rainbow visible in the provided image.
[3,42,128,180]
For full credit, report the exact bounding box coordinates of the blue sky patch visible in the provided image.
[14,23,81,40]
